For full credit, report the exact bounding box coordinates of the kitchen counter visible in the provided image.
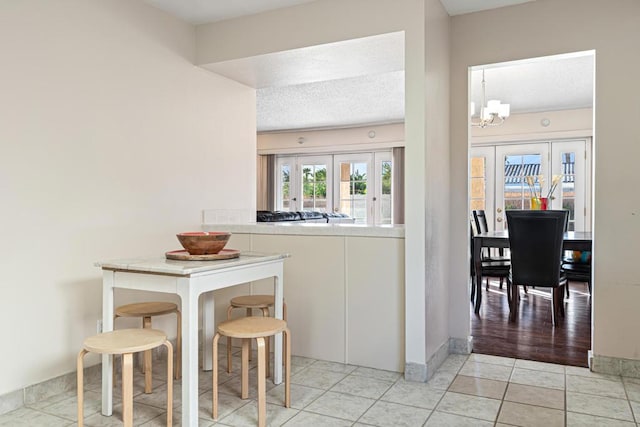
[201,222,405,372]
[202,222,404,238]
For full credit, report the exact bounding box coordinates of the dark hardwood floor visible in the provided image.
[471,279,592,367]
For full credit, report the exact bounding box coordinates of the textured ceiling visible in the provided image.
[470,53,594,115]
[142,0,595,133]
[201,31,405,132]
[257,71,405,132]
[202,32,404,89]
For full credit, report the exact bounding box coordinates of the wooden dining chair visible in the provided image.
[472,210,510,290]
[506,210,568,326]
[470,222,510,314]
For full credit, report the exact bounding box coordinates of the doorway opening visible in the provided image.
[468,50,595,366]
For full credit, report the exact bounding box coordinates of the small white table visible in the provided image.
[96,252,288,426]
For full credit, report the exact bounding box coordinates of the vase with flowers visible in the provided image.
[525,174,562,210]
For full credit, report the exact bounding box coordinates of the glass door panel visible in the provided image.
[495,144,549,230]
[551,140,588,231]
[334,154,373,224]
[302,163,328,211]
[375,151,393,224]
[276,156,296,211]
[298,156,332,213]
[469,146,495,229]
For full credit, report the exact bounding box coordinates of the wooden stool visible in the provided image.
[226,295,287,377]
[77,329,173,427]
[213,317,291,427]
[115,301,181,393]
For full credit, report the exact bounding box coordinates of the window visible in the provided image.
[302,163,328,211]
[335,154,371,224]
[375,152,393,224]
[276,157,294,211]
[275,151,393,224]
[470,140,590,232]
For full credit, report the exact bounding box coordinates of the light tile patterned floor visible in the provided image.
[2,350,640,426]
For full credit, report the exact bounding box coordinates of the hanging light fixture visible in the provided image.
[470,69,510,128]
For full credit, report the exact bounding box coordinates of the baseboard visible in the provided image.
[449,336,473,354]
[405,337,462,383]
[0,363,102,416]
[591,353,640,378]
[0,389,24,416]
[404,362,428,382]
[0,337,180,416]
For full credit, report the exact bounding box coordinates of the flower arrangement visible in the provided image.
[546,174,563,200]
[525,175,544,199]
[525,174,562,209]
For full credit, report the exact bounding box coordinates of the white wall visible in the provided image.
[450,0,640,361]
[0,0,256,395]
[197,0,444,376]
[257,123,405,154]
[471,108,593,144]
[425,0,452,360]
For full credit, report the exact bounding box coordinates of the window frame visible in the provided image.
[274,150,393,224]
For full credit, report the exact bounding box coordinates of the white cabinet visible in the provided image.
[346,237,404,371]
[219,228,405,372]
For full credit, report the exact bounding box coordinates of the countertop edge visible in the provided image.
[202,223,405,238]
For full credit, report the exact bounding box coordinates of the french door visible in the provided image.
[470,140,590,231]
[276,155,332,212]
[276,152,392,224]
[334,154,373,224]
[550,140,590,231]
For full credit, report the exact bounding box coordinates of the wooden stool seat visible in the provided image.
[213,317,291,427]
[115,301,179,317]
[226,295,287,377]
[83,328,167,354]
[229,294,276,309]
[219,316,287,338]
[78,329,173,427]
[115,301,181,391]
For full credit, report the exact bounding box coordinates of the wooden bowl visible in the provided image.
[176,232,231,255]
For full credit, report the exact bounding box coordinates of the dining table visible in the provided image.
[472,230,592,314]
[96,251,288,427]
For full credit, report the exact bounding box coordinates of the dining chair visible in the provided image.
[562,253,592,295]
[472,210,510,290]
[506,210,568,326]
[470,222,510,314]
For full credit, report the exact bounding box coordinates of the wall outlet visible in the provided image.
[96,319,103,333]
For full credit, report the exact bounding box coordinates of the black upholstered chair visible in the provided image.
[562,256,592,295]
[472,210,510,290]
[470,222,510,313]
[506,210,568,326]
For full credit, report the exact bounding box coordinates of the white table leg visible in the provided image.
[178,281,199,427]
[101,271,114,416]
[273,266,284,384]
[202,292,215,371]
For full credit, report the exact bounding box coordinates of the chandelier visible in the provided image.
[470,69,510,128]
